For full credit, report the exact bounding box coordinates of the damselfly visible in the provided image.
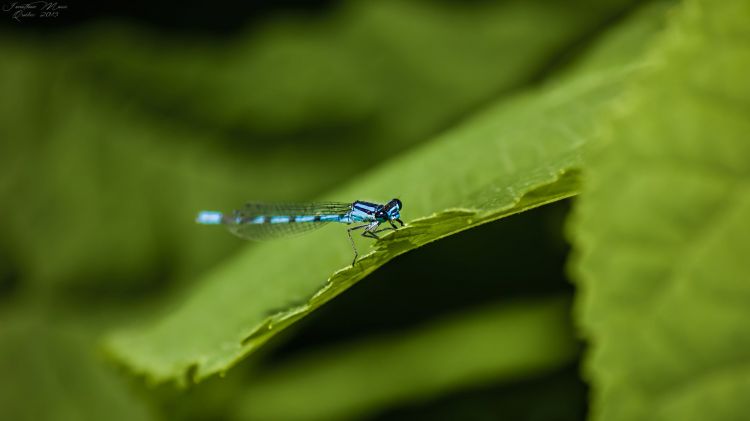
[196,199,404,264]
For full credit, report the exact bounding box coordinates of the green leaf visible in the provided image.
[0,312,156,421]
[105,61,637,384]
[569,0,750,420]
[234,298,577,421]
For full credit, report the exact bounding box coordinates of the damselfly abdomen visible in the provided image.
[196,199,404,265]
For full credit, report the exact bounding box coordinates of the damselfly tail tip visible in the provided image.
[196,211,224,225]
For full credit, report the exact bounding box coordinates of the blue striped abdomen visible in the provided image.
[237,214,351,224]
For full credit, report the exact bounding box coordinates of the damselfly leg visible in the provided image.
[347,220,405,265]
[347,224,369,265]
[362,230,380,239]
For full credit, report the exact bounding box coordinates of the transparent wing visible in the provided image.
[236,202,353,216]
[225,202,352,241]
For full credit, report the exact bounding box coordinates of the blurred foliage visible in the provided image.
[372,365,588,421]
[0,312,156,421]
[2,0,747,420]
[569,0,750,420]
[234,298,576,421]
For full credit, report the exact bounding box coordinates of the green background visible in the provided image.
[2,0,747,420]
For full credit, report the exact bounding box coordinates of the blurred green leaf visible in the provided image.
[0,312,156,421]
[569,0,750,420]
[78,0,639,150]
[105,60,640,383]
[234,297,576,421]
[0,0,638,297]
[0,38,339,294]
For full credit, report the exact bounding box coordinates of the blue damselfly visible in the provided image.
[196,199,404,264]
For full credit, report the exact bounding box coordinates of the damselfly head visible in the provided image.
[384,198,402,220]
